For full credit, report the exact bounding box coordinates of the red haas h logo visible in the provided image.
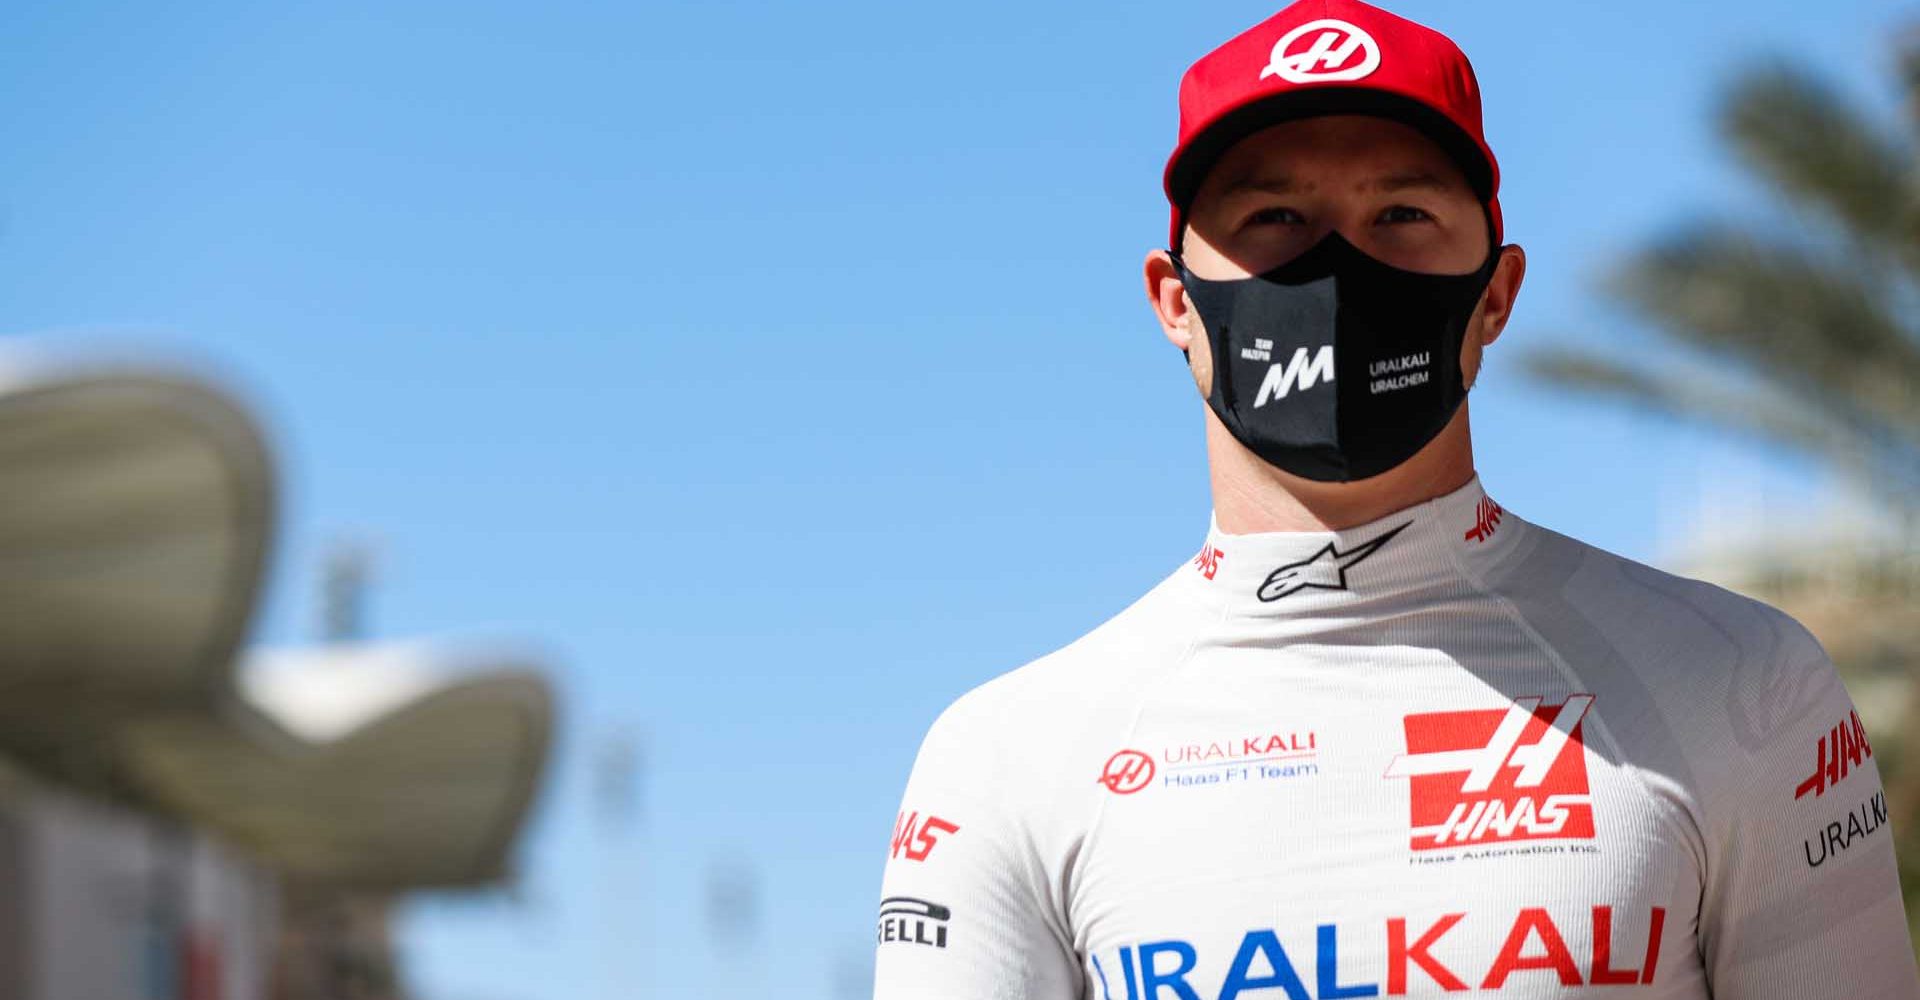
[1385,695,1597,851]
[1099,750,1155,795]
[1795,710,1873,800]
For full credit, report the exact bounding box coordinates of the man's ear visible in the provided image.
[1476,244,1527,347]
[1144,249,1192,350]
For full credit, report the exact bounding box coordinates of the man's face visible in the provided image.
[1146,114,1525,399]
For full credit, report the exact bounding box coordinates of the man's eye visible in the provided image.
[1247,206,1305,226]
[1377,205,1433,224]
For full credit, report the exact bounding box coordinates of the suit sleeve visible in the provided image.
[872,696,1081,1000]
[1698,614,1919,998]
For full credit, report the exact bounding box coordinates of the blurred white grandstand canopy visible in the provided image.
[0,350,554,890]
[127,641,553,889]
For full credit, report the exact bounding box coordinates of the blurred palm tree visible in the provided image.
[1526,38,1920,519]
[1523,34,1920,941]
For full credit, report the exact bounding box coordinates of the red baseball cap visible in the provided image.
[1163,0,1502,248]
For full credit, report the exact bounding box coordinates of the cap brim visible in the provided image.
[1166,87,1495,222]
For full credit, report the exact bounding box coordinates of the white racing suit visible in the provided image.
[874,476,1917,998]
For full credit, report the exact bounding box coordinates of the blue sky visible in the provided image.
[0,2,1911,997]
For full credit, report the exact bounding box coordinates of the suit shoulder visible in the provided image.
[1522,522,1824,664]
[1510,524,1842,777]
[912,575,1199,776]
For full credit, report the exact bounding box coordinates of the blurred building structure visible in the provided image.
[0,355,556,1000]
[1666,493,1919,735]
[0,761,276,1000]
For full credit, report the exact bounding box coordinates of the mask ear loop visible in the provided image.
[1163,249,1193,363]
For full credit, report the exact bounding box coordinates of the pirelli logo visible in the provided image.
[1384,695,1598,851]
[877,896,950,949]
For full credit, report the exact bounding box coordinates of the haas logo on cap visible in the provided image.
[1262,19,1381,84]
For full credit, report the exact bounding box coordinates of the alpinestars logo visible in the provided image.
[1384,695,1598,851]
[1257,522,1409,602]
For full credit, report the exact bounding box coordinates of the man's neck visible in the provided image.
[1207,403,1478,533]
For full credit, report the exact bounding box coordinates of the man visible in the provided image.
[873,2,1919,997]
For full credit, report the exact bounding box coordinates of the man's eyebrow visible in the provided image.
[1215,171,1461,197]
[1219,174,1310,197]
[1370,171,1456,193]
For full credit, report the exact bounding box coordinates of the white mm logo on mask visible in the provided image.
[1254,345,1335,407]
[1261,19,1381,84]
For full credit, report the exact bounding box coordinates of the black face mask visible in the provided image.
[1173,232,1500,483]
